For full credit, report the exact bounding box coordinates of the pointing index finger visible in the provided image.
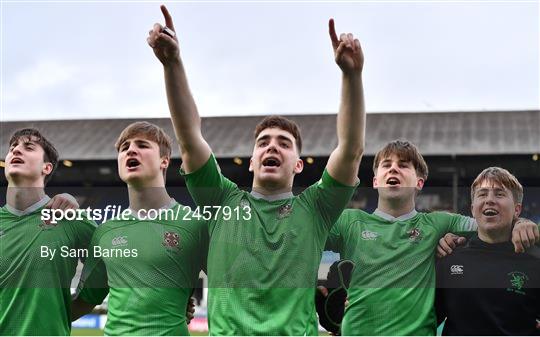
[161,5,175,31]
[329,18,339,49]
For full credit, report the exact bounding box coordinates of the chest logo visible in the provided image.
[361,230,379,240]
[507,271,528,295]
[277,204,292,219]
[408,227,423,243]
[163,231,180,248]
[450,265,464,275]
[112,236,128,247]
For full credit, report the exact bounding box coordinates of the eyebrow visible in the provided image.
[380,159,410,164]
[256,134,294,144]
[120,139,151,148]
[475,187,507,193]
[10,140,36,147]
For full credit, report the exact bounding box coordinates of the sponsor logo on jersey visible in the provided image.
[163,231,180,248]
[507,271,528,295]
[277,203,293,219]
[408,227,423,243]
[361,230,379,240]
[450,265,464,275]
[39,221,58,230]
[112,236,128,247]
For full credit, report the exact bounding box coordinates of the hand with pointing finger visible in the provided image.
[147,5,180,66]
[329,19,364,76]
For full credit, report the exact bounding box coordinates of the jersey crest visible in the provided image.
[277,203,293,219]
[507,271,528,295]
[163,231,180,248]
[407,227,423,243]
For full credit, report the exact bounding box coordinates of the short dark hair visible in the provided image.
[373,140,428,180]
[9,128,59,184]
[254,116,302,154]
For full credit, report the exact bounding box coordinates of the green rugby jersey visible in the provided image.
[182,154,357,335]
[326,209,476,335]
[0,197,96,336]
[76,201,208,336]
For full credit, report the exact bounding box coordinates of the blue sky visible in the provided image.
[1,1,538,121]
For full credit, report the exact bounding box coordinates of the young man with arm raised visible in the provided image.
[147,5,365,335]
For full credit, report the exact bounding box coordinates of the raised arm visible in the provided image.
[325,19,366,186]
[147,5,211,173]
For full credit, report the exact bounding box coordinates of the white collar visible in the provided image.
[250,190,293,202]
[5,195,51,216]
[373,208,418,222]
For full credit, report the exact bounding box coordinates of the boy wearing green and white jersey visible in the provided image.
[325,140,540,335]
[148,6,366,335]
[73,122,207,336]
[0,128,96,336]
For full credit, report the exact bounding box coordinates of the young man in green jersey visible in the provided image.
[0,128,96,336]
[72,122,207,335]
[436,167,540,335]
[147,5,365,335]
[323,140,539,335]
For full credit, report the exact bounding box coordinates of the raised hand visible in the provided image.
[147,5,180,66]
[329,19,363,75]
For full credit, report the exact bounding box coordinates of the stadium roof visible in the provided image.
[1,110,538,160]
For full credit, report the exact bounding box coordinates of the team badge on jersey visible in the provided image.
[163,231,180,248]
[240,198,250,209]
[507,271,528,295]
[277,203,292,219]
[407,227,423,243]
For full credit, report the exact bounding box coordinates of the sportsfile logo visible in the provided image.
[450,265,464,275]
[112,236,128,247]
[361,230,379,240]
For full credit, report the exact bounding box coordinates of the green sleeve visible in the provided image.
[76,228,109,305]
[307,169,357,232]
[325,210,351,253]
[432,212,477,237]
[181,154,238,207]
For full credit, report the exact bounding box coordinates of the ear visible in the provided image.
[248,157,254,172]
[513,203,522,220]
[373,175,379,188]
[293,158,304,174]
[416,178,425,191]
[42,162,53,176]
[160,156,170,170]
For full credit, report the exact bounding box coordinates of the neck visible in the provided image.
[127,186,171,212]
[478,227,512,244]
[251,185,293,196]
[6,185,46,211]
[377,196,415,218]
[252,178,293,196]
